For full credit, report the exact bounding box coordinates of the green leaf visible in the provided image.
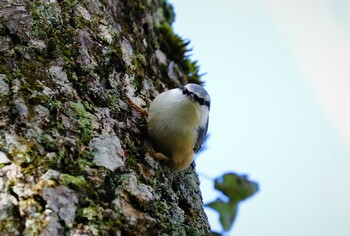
[214,173,259,203]
[206,199,238,231]
[206,173,259,232]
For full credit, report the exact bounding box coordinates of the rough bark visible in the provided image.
[0,0,210,235]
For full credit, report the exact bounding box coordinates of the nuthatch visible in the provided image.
[148,83,210,171]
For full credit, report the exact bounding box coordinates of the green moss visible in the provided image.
[75,203,125,235]
[69,101,93,144]
[0,0,210,234]
[81,206,100,221]
[50,100,62,110]
[125,157,138,169]
[8,69,22,80]
[136,54,147,66]
[106,93,119,110]
[29,1,61,40]
[59,173,88,189]
[0,64,9,74]
[81,101,94,113]
[74,157,92,174]
[51,146,93,177]
[9,143,34,166]
[70,101,90,116]
[132,76,144,93]
[29,0,78,64]
[23,219,44,236]
[73,14,92,29]
[161,0,175,25]
[0,219,23,235]
[156,23,201,84]
[184,226,200,236]
[36,134,57,151]
[125,141,139,159]
[4,63,51,118]
[20,62,48,85]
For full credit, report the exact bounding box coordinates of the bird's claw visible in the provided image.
[125,95,148,123]
[147,149,171,162]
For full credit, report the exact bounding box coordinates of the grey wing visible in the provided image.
[194,117,209,153]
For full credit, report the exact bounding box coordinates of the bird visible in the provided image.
[148,83,210,172]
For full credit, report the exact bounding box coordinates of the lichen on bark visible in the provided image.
[0,0,210,235]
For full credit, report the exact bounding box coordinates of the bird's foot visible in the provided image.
[147,149,171,162]
[125,95,148,123]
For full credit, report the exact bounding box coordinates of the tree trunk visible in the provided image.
[0,0,211,235]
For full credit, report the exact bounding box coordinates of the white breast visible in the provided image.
[148,89,200,169]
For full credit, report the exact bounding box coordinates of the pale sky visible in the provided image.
[171,0,350,235]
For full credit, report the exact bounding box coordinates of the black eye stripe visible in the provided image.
[182,88,189,95]
[181,87,210,108]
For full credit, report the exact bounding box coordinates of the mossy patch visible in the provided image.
[69,101,94,144]
[156,23,201,84]
[59,173,89,190]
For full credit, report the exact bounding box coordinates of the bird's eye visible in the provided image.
[197,97,205,105]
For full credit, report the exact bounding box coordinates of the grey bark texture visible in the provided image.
[0,0,211,235]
